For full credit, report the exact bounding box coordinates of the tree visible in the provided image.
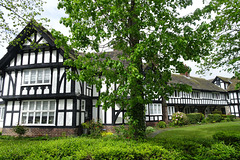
[199,0,240,80]
[0,0,47,44]
[53,0,212,139]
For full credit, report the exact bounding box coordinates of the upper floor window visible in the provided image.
[23,68,51,85]
[149,103,162,115]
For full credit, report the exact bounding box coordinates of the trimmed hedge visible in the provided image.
[227,115,236,121]
[207,114,222,123]
[186,113,204,124]
[213,131,240,147]
[0,137,179,159]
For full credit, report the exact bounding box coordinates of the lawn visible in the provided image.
[0,121,240,159]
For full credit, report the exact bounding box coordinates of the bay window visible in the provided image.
[23,68,51,85]
[149,103,162,115]
[21,100,55,125]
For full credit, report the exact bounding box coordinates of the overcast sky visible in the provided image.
[0,0,234,80]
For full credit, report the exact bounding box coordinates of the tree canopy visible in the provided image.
[54,0,212,139]
[0,0,47,44]
[199,0,240,79]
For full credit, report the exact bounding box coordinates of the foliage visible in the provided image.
[207,114,222,123]
[54,0,212,139]
[101,131,113,137]
[213,131,240,148]
[212,109,222,115]
[172,112,188,126]
[146,126,155,134]
[227,115,236,121]
[198,0,240,80]
[0,132,2,136]
[13,125,28,137]
[0,0,48,43]
[0,137,178,159]
[114,125,131,139]
[81,120,103,138]
[187,113,204,124]
[157,121,167,128]
[201,118,208,124]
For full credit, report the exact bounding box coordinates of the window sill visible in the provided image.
[21,83,51,87]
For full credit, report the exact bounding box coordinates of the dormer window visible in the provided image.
[22,68,51,85]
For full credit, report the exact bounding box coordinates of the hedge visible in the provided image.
[0,137,179,159]
[207,114,222,123]
[186,113,204,124]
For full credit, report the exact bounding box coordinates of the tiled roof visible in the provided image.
[171,74,226,92]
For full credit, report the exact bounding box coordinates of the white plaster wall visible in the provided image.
[52,50,57,63]
[52,68,58,94]
[37,52,43,63]
[16,71,21,95]
[57,112,64,126]
[44,51,50,63]
[3,73,9,96]
[22,53,28,65]
[66,112,72,126]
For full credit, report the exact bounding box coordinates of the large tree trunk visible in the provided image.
[162,97,168,123]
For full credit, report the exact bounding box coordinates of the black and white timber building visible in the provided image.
[0,22,237,136]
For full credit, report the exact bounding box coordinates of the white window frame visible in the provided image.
[22,68,51,86]
[20,100,56,126]
[149,103,162,115]
[81,99,86,111]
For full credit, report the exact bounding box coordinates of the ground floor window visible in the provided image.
[149,103,162,115]
[21,100,55,125]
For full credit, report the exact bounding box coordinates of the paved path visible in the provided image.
[147,128,173,138]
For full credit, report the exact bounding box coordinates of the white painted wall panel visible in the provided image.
[14,101,20,111]
[92,107,97,120]
[76,112,79,126]
[58,100,65,110]
[106,108,112,124]
[59,54,64,62]
[66,79,71,93]
[77,100,80,110]
[57,112,64,126]
[9,72,15,96]
[52,69,57,94]
[5,113,11,126]
[44,51,50,63]
[12,113,19,126]
[52,50,57,63]
[81,112,85,123]
[75,81,81,95]
[66,112,72,126]
[16,71,21,95]
[67,99,73,110]
[37,52,43,63]
[22,53,28,65]
[16,54,21,66]
[3,73,9,96]
[30,53,35,64]
[7,101,12,111]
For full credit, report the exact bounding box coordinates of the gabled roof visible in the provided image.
[215,76,240,91]
[171,74,226,92]
[0,20,59,69]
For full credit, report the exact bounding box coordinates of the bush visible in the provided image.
[187,113,204,124]
[227,115,236,121]
[157,121,166,128]
[146,126,155,134]
[207,114,222,123]
[82,120,103,138]
[0,132,2,136]
[198,142,240,160]
[114,125,130,138]
[212,109,222,115]
[213,131,240,148]
[172,112,188,126]
[13,125,28,137]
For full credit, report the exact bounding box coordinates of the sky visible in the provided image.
[0,0,234,80]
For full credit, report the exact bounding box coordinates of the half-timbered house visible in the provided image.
[212,76,240,117]
[0,22,233,136]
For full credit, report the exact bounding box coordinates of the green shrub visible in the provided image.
[13,125,28,137]
[201,118,208,124]
[227,115,236,121]
[157,121,166,128]
[213,131,240,148]
[187,113,204,124]
[172,112,188,126]
[82,120,103,138]
[212,109,222,115]
[146,126,155,134]
[114,125,130,138]
[0,132,2,136]
[207,114,222,123]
